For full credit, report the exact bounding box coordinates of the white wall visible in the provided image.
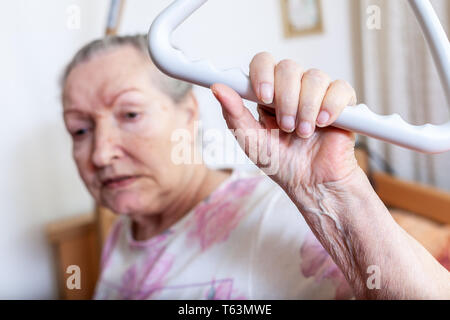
[0,0,354,299]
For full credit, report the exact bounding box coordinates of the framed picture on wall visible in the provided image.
[281,0,324,37]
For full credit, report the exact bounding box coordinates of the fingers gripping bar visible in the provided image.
[148,0,450,154]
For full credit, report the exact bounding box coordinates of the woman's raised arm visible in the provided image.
[211,52,450,299]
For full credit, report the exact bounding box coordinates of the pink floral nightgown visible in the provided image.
[94,169,353,300]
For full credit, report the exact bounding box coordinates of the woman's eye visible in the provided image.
[73,128,88,138]
[124,112,140,120]
[75,129,86,135]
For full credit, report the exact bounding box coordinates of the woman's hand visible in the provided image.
[212,53,450,300]
[211,52,359,198]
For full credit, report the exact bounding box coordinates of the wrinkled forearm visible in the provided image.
[288,167,450,299]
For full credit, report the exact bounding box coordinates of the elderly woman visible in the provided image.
[62,35,449,300]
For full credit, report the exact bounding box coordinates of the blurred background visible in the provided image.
[0,0,448,299]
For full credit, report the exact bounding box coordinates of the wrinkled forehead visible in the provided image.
[62,46,160,109]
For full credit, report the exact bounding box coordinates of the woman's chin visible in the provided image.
[104,190,149,215]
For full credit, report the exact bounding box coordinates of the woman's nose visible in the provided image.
[91,124,123,168]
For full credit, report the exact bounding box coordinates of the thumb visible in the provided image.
[211,84,278,171]
[211,83,263,132]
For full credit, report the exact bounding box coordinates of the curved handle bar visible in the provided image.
[148,0,450,154]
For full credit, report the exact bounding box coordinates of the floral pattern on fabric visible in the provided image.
[100,219,124,270]
[116,230,176,299]
[205,279,246,300]
[95,171,349,300]
[187,177,263,250]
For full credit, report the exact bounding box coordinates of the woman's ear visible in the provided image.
[177,91,198,125]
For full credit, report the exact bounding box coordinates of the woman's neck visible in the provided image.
[131,165,232,241]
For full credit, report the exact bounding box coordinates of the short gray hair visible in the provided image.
[61,34,192,103]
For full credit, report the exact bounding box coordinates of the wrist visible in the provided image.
[287,166,394,294]
[290,165,396,247]
[287,166,450,299]
[288,166,377,220]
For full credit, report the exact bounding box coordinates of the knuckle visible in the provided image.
[299,104,317,117]
[333,79,352,90]
[250,52,275,81]
[276,59,300,72]
[332,80,357,101]
[251,51,274,65]
[277,94,297,109]
[304,68,330,84]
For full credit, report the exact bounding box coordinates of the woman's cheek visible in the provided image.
[73,143,96,184]
[73,143,86,167]
[122,116,156,136]
[124,125,175,169]
[72,136,93,162]
[124,114,170,142]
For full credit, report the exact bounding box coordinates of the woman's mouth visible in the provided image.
[102,176,140,189]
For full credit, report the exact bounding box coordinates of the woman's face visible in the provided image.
[63,46,197,217]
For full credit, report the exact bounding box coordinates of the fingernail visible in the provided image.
[281,116,296,132]
[317,111,330,126]
[298,121,313,138]
[260,83,273,105]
